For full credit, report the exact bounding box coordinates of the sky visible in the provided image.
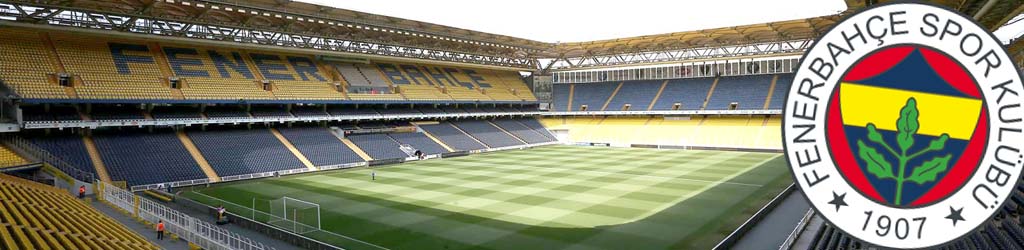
[296,0,1023,44]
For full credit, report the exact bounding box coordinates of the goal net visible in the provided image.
[265,196,321,234]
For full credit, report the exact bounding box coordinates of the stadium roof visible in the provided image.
[2,0,1021,70]
[549,17,841,58]
[845,0,1024,31]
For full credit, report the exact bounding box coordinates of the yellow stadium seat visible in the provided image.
[0,28,538,103]
[0,28,69,99]
[51,33,172,100]
[0,145,29,169]
[542,116,781,149]
[0,174,158,249]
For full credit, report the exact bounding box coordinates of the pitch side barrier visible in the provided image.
[569,141,782,153]
[542,109,782,116]
[21,109,784,130]
[131,141,562,192]
[131,162,367,192]
[100,181,272,250]
[22,112,545,129]
[713,183,797,250]
[635,144,784,153]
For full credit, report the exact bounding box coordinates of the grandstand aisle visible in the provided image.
[0,174,157,249]
[85,200,191,250]
[87,197,303,250]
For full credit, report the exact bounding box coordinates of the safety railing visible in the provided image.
[131,162,367,192]
[3,135,95,183]
[779,209,816,250]
[100,181,272,250]
[22,112,545,129]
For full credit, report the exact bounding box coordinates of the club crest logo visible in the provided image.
[783,2,1024,248]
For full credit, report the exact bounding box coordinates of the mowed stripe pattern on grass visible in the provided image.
[193,145,789,250]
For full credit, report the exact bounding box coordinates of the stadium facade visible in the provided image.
[0,0,1021,249]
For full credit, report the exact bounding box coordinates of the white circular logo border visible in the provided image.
[783,3,1024,249]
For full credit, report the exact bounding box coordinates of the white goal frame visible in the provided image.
[258,196,321,234]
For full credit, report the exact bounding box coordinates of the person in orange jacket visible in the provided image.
[78,185,86,199]
[156,220,165,240]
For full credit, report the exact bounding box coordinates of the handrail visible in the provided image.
[778,209,816,250]
[101,181,272,250]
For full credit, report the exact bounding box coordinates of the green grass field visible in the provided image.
[184,145,791,250]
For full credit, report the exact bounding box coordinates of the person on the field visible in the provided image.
[371,170,376,181]
[156,220,165,240]
[78,185,86,199]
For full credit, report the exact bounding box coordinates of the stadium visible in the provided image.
[0,0,1020,249]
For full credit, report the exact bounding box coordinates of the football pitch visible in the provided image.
[184,145,792,250]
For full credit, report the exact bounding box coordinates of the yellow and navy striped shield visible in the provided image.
[827,45,987,207]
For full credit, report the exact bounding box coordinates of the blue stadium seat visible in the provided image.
[552,84,571,111]
[387,132,448,155]
[451,120,523,148]
[768,73,794,109]
[29,134,96,176]
[419,122,487,151]
[491,119,553,144]
[971,232,992,249]
[1002,220,1024,248]
[706,75,773,110]
[277,127,363,166]
[346,134,408,160]
[514,118,557,141]
[652,78,715,110]
[570,82,618,111]
[604,80,662,111]
[187,128,304,176]
[93,131,206,186]
[811,225,833,250]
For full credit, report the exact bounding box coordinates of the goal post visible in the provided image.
[261,196,321,234]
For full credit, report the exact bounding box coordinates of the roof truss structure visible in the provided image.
[0,0,1020,71]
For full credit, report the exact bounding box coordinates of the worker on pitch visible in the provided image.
[371,170,377,181]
